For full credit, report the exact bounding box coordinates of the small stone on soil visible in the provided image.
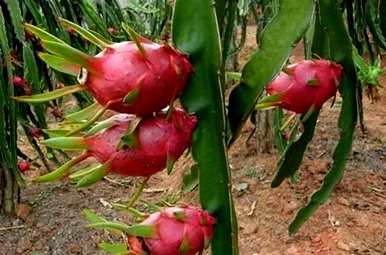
[68,243,82,254]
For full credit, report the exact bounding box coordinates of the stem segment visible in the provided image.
[127,177,150,208]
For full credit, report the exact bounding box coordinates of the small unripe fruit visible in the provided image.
[13,76,25,88]
[18,160,30,172]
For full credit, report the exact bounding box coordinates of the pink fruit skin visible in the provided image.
[18,160,30,172]
[138,206,215,255]
[266,59,343,113]
[84,109,197,177]
[86,41,192,116]
[13,76,25,88]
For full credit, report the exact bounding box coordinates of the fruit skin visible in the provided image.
[129,206,216,255]
[266,59,343,113]
[84,108,197,177]
[17,160,30,172]
[86,41,192,116]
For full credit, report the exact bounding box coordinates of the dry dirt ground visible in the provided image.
[1,27,386,255]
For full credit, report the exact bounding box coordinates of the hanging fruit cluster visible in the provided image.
[15,19,196,186]
[15,19,214,255]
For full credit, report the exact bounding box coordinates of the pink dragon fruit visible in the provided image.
[84,108,197,176]
[128,206,216,255]
[16,22,192,117]
[264,59,343,113]
[36,108,197,184]
[84,41,192,115]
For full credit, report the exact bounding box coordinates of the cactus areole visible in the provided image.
[128,206,216,255]
[263,59,343,113]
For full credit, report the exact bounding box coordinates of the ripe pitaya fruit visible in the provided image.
[84,41,192,115]
[36,108,197,185]
[262,59,343,114]
[84,109,197,177]
[136,206,215,255]
[15,21,192,117]
[87,206,216,255]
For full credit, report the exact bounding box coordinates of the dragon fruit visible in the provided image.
[36,108,197,184]
[84,41,192,115]
[263,59,343,113]
[89,206,215,255]
[84,109,197,176]
[129,206,216,255]
[15,21,192,117]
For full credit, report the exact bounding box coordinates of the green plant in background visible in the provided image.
[0,4,25,214]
